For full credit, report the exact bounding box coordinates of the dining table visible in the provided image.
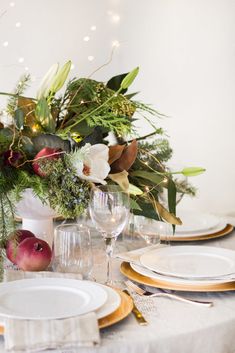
[0,218,235,353]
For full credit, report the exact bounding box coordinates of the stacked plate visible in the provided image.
[0,278,132,329]
[121,245,235,292]
[162,210,233,241]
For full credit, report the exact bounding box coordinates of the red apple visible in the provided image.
[16,237,52,271]
[6,230,35,265]
[33,147,60,177]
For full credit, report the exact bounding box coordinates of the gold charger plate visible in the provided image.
[120,261,235,292]
[0,289,133,334]
[99,289,133,329]
[162,224,234,242]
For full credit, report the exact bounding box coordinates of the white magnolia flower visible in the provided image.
[70,143,110,185]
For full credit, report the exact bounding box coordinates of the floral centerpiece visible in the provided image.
[0,60,204,253]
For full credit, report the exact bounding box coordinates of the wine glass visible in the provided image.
[89,185,129,285]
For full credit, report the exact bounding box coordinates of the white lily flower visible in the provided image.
[70,143,110,185]
[36,63,59,99]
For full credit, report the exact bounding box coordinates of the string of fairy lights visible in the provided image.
[1,2,121,74]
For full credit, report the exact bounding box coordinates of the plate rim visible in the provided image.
[121,262,235,292]
[174,210,220,233]
[96,284,121,319]
[0,288,133,332]
[162,223,233,242]
[173,220,227,238]
[0,278,108,320]
[131,262,233,286]
[140,244,235,279]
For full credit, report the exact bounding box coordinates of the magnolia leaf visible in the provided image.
[130,170,164,185]
[107,73,128,94]
[21,136,35,154]
[36,63,59,99]
[109,170,129,192]
[50,61,72,94]
[130,198,142,211]
[32,134,70,152]
[167,179,177,233]
[108,144,125,164]
[167,179,176,215]
[181,167,206,177]
[14,108,24,130]
[120,67,139,90]
[128,183,143,195]
[154,200,182,225]
[110,139,138,173]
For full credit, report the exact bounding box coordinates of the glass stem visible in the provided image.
[104,236,116,285]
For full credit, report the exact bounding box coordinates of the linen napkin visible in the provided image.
[2,269,100,352]
[4,313,100,352]
[3,269,83,282]
[114,244,164,265]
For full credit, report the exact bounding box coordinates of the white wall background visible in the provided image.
[0,0,235,215]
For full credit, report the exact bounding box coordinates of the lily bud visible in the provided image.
[49,60,72,94]
[120,67,139,90]
[36,63,59,99]
[181,167,206,177]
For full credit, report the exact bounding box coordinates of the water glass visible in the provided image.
[52,223,93,278]
[135,216,172,245]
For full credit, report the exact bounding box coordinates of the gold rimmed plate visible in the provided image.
[162,224,234,242]
[0,288,133,334]
[99,289,133,329]
[120,262,235,292]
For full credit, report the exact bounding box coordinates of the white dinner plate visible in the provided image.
[131,263,234,285]
[96,285,121,319]
[140,246,235,279]
[167,220,227,239]
[175,210,220,234]
[0,278,107,320]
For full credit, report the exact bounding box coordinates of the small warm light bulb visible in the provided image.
[80,100,84,104]
[15,22,21,28]
[144,161,149,166]
[3,41,9,47]
[111,14,120,23]
[88,55,94,62]
[90,25,96,31]
[18,57,24,63]
[111,217,116,223]
[32,125,37,132]
[145,186,150,192]
[163,178,168,184]
[9,2,15,7]
[24,66,29,71]
[83,36,90,42]
[112,40,120,48]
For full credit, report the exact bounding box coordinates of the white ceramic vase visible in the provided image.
[15,189,57,247]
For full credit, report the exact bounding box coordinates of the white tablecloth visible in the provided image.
[1,228,235,353]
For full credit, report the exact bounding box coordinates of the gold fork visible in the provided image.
[125,280,213,307]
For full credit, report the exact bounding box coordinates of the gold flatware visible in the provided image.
[123,289,148,325]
